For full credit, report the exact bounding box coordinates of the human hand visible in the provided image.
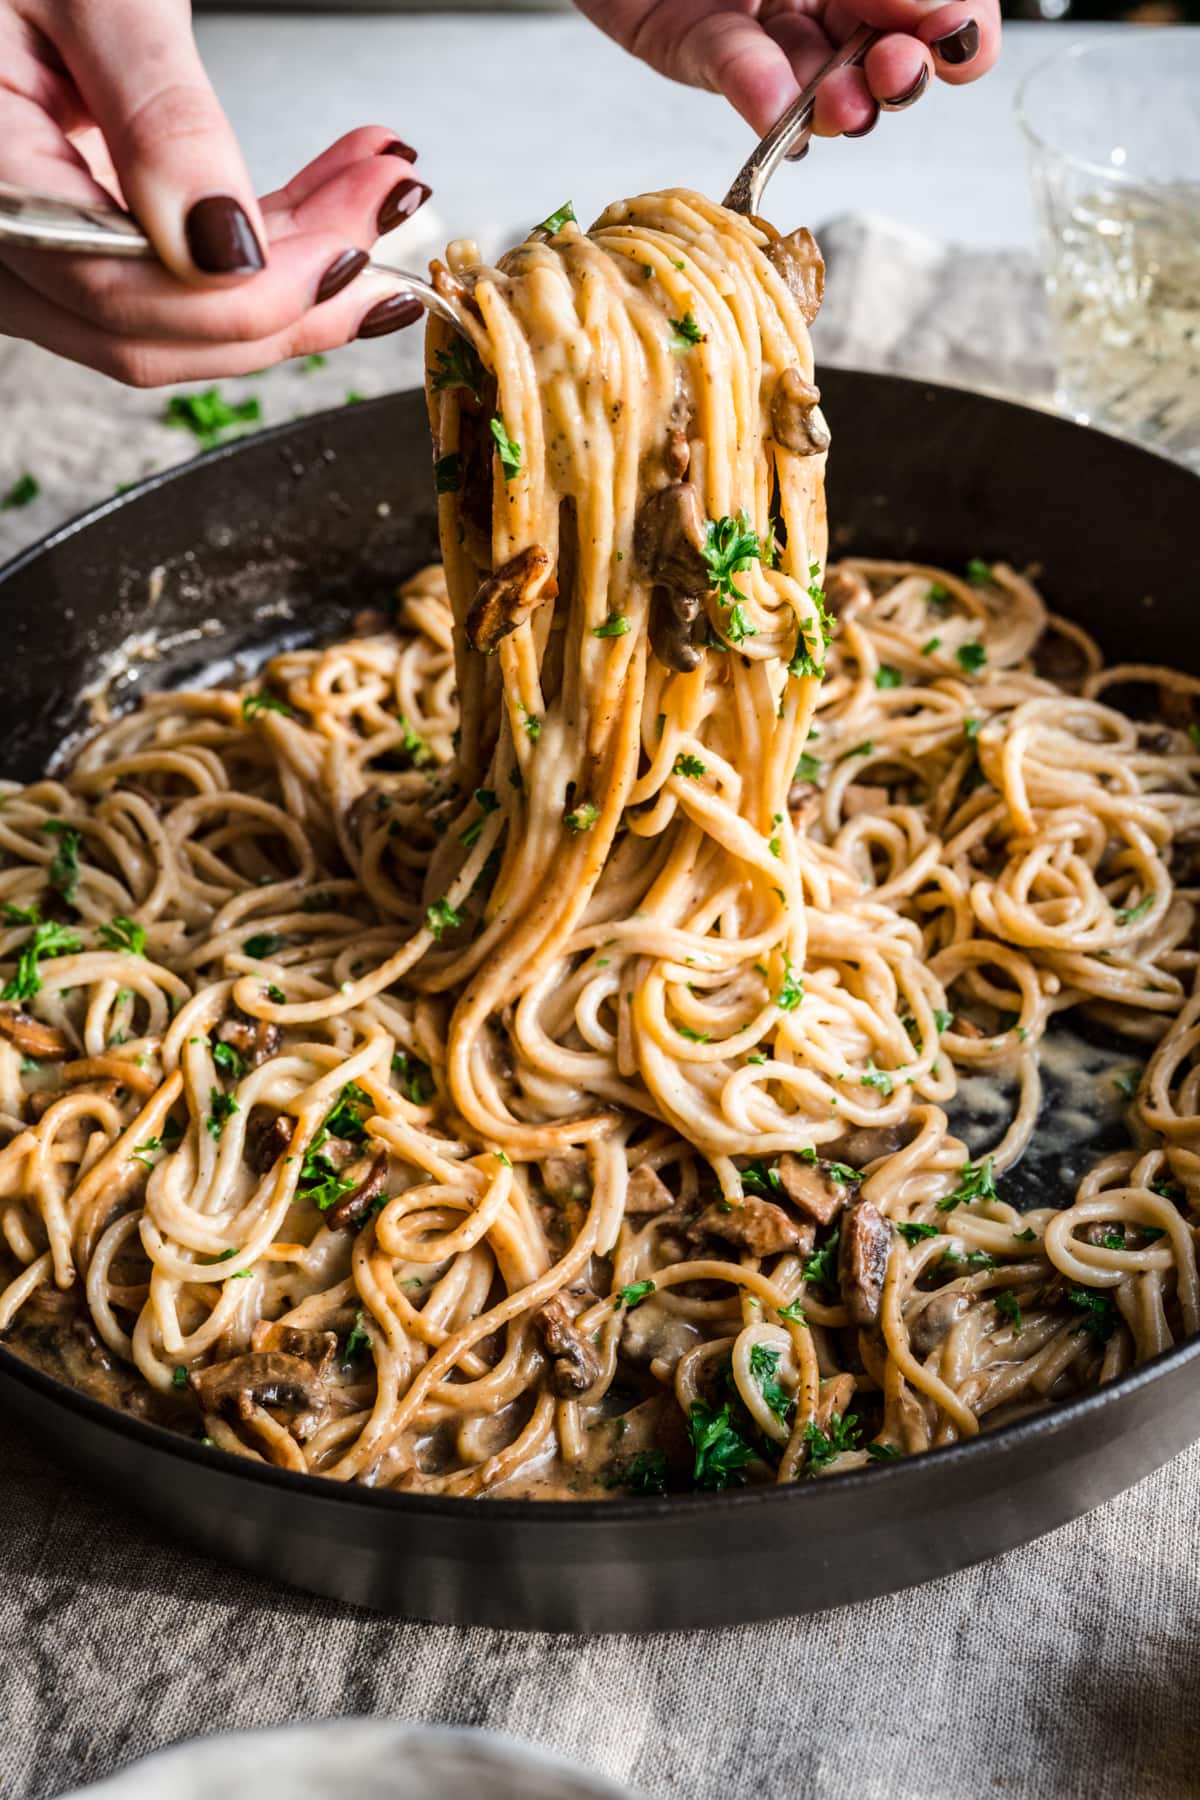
[0,1,432,385]
[574,0,999,140]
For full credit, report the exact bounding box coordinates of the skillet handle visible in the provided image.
[0,182,154,257]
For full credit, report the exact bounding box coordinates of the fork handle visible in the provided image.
[723,23,881,217]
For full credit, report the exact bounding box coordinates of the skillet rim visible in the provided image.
[0,371,1197,1527]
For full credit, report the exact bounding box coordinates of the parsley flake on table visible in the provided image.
[1,473,39,510]
[163,387,262,448]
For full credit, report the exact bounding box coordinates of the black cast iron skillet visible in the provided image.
[1,372,1197,1633]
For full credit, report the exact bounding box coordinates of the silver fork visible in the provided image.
[0,28,879,333]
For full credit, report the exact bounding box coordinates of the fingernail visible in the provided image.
[881,64,931,110]
[377,179,432,236]
[316,248,369,305]
[356,295,424,339]
[380,140,419,163]
[845,105,880,139]
[784,142,810,164]
[932,19,980,64]
[185,196,265,276]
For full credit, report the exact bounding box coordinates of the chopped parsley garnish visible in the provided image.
[163,388,261,448]
[803,1410,861,1473]
[850,741,874,757]
[536,201,576,235]
[676,1024,711,1043]
[867,1441,900,1462]
[172,1365,189,1389]
[1012,1226,1037,1242]
[803,1225,840,1292]
[624,1449,669,1496]
[741,1160,782,1198]
[748,1342,794,1425]
[668,311,705,352]
[966,558,993,586]
[212,1041,247,1080]
[392,1049,435,1105]
[875,665,902,689]
[460,787,500,849]
[1189,724,1200,752]
[97,915,146,955]
[942,1247,996,1271]
[725,602,757,646]
[2,919,80,1002]
[964,718,982,740]
[426,897,462,940]
[1151,1176,1181,1201]
[2,473,39,510]
[613,1279,655,1312]
[956,641,987,675]
[937,1156,997,1212]
[344,1310,373,1361]
[242,932,287,959]
[897,1221,939,1245]
[564,802,600,833]
[593,614,630,638]
[1113,1068,1140,1101]
[206,1088,240,1140]
[793,752,822,783]
[40,820,81,904]
[861,1061,893,1096]
[265,985,286,1005]
[1066,1285,1117,1343]
[431,341,486,404]
[774,957,804,1012]
[933,1009,954,1035]
[687,1400,753,1490]
[1116,895,1153,926]
[922,637,942,655]
[778,1298,807,1325]
[325,1083,371,1143]
[672,753,706,779]
[701,512,772,605]
[241,691,294,721]
[520,707,541,741]
[489,415,523,480]
[995,1289,1022,1331]
[433,452,461,494]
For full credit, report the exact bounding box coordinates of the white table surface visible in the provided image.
[192,13,1124,254]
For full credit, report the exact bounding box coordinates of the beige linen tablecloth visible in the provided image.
[1,218,1196,1800]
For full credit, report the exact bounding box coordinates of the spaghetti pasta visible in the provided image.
[1,191,1198,1498]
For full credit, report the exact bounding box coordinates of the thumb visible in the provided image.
[52,0,266,282]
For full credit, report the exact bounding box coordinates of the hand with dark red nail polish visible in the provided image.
[380,141,420,164]
[572,0,1001,141]
[185,197,266,277]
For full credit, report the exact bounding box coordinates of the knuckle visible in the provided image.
[105,342,159,389]
[114,79,225,163]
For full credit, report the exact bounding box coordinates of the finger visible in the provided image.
[0,261,421,387]
[0,227,370,344]
[268,153,432,250]
[674,13,804,136]
[261,125,418,216]
[50,0,266,283]
[811,67,879,137]
[863,33,933,109]
[0,86,115,208]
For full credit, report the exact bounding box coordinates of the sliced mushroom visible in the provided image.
[691,1197,813,1259]
[776,1154,857,1227]
[634,482,709,592]
[838,1199,892,1327]
[536,1291,601,1397]
[325,1149,390,1232]
[843,784,890,820]
[250,1321,338,1377]
[543,1152,590,1203]
[824,566,870,623]
[247,1110,293,1175]
[466,546,557,653]
[770,368,830,456]
[29,1077,121,1121]
[189,1351,328,1421]
[826,1122,917,1167]
[787,780,819,824]
[0,1005,67,1060]
[219,1010,281,1069]
[665,427,690,481]
[626,1164,675,1217]
[908,1289,970,1358]
[764,227,825,326]
[649,584,706,675]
